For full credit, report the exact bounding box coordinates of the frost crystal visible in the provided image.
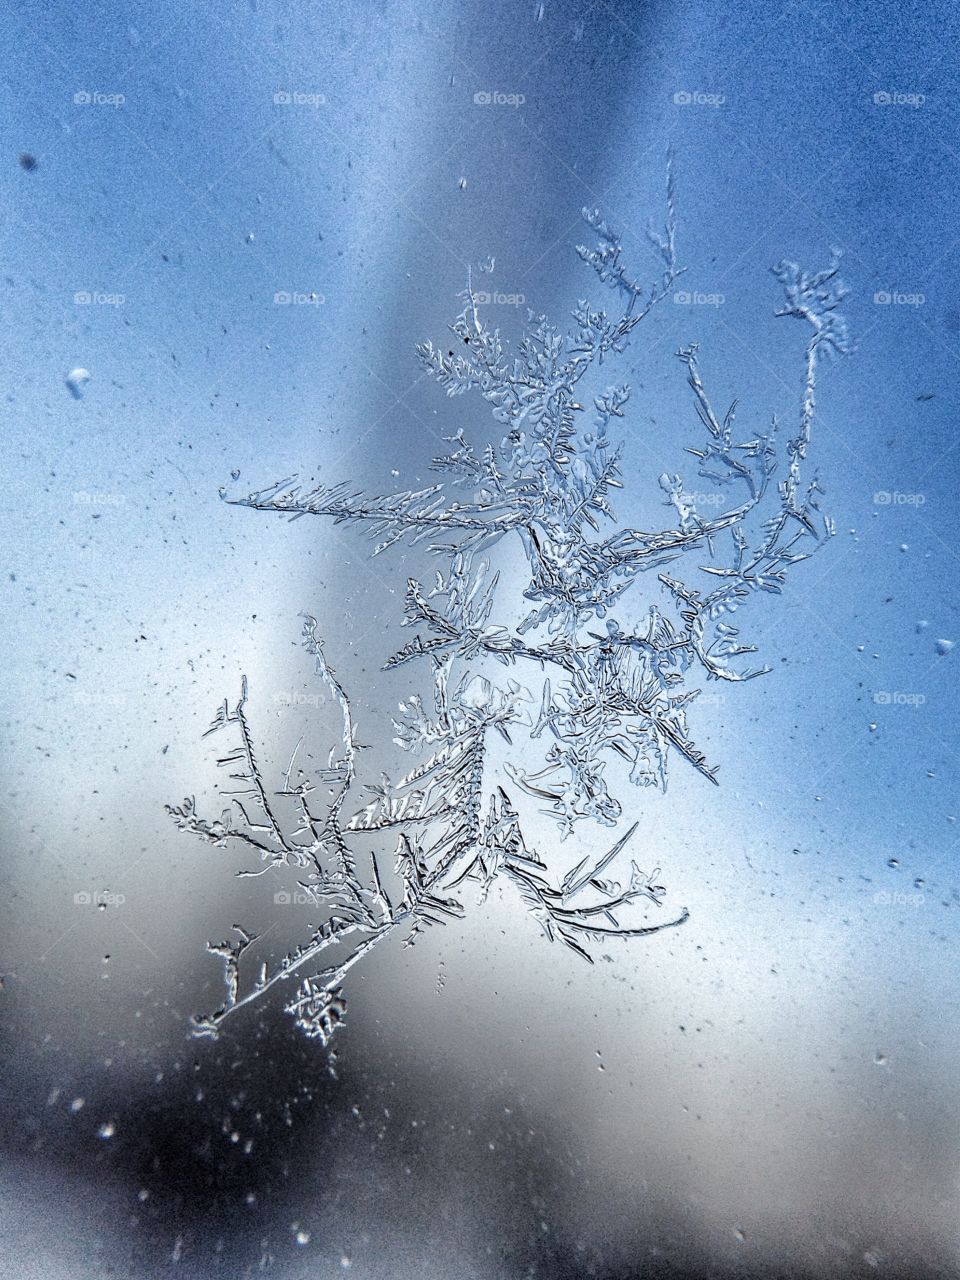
[170,161,849,1045]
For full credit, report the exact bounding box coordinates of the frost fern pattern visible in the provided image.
[169,165,850,1044]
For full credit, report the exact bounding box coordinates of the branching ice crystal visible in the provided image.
[169,161,850,1044]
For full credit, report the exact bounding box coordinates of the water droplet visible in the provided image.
[65,368,91,399]
[98,1120,116,1139]
[887,858,899,868]
[295,1229,310,1247]
[935,638,954,655]
[69,1097,85,1113]
[874,1052,887,1066]
[458,177,467,190]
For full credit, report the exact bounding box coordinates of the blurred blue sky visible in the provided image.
[1,1,959,1276]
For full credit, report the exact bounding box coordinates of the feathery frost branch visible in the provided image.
[172,161,851,1045]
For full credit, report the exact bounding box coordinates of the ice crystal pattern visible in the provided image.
[169,165,850,1044]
